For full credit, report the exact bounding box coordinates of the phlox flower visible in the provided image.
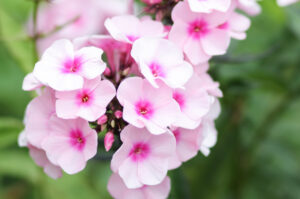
[28,144,63,179]
[237,0,261,16]
[24,88,55,148]
[168,127,200,169]
[218,11,251,40]
[172,74,213,129]
[22,72,43,91]
[131,37,194,88]
[33,39,106,91]
[198,99,220,156]
[30,0,128,54]
[277,0,299,6]
[104,15,165,44]
[41,116,98,174]
[117,77,181,135]
[198,72,223,98]
[111,125,176,188]
[169,1,231,64]
[187,0,231,13]
[108,174,171,199]
[74,35,140,78]
[56,77,116,121]
[19,117,62,179]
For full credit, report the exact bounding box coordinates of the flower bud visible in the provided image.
[104,67,112,76]
[142,0,162,4]
[114,110,123,119]
[104,131,115,152]
[97,115,108,125]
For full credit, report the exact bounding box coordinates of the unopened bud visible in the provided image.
[121,67,130,76]
[104,131,115,152]
[142,0,162,5]
[114,110,123,119]
[110,120,116,128]
[97,115,108,125]
[104,67,112,76]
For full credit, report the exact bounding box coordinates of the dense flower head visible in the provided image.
[18,0,272,197]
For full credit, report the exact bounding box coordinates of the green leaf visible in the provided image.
[0,117,24,149]
[0,0,35,74]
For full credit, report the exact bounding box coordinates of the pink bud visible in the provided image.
[104,132,115,152]
[97,115,108,125]
[104,67,112,76]
[114,110,123,119]
[142,0,162,4]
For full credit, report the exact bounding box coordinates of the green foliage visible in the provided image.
[0,0,300,199]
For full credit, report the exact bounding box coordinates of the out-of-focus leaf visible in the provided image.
[0,0,34,73]
[0,150,41,184]
[0,117,23,149]
[286,4,300,40]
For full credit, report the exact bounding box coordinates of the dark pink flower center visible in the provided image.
[172,129,181,142]
[188,20,210,39]
[149,62,165,77]
[173,91,185,110]
[76,89,94,106]
[129,142,150,162]
[218,22,229,30]
[127,35,139,42]
[62,57,82,73]
[70,129,86,151]
[135,100,154,119]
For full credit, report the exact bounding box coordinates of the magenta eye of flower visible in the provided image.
[129,143,150,161]
[63,57,82,73]
[81,95,89,103]
[77,137,83,143]
[172,129,181,142]
[70,129,86,151]
[135,100,154,119]
[188,20,209,39]
[149,62,165,78]
[140,107,148,115]
[173,92,185,109]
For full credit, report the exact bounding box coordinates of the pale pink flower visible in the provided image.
[237,0,261,16]
[56,77,116,121]
[172,74,213,129]
[277,0,299,6]
[105,15,165,44]
[198,120,218,156]
[198,99,220,156]
[74,35,140,78]
[169,1,231,64]
[28,144,63,179]
[33,39,106,91]
[187,0,231,13]
[111,125,176,188]
[30,0,128,54]
[218,11,251,40]
[198,73,223,98]
[168,127,199,169]
[18,122,63,179]
[193,62,210,74]
[41,116,98,174]
[117,77,181,135]
[108,174,171,199]
[22,73,43,91]
[131,37,193,88]
[24,88,56,148]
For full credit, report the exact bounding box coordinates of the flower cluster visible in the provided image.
[20,0,300,198]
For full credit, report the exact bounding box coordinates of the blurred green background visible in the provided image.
[0,0,300,198]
